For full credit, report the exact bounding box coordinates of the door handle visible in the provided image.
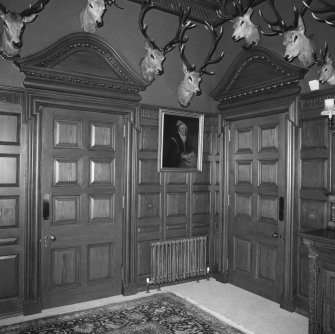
[279,196,284,221]
[43,194,50,220]
[271,233,283,239]
[44,235,56,247]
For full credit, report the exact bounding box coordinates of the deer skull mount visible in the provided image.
[177,21,224,107]
[138,1,194,82]
[80,0,123,33]
[317,42,335,85]
[259,1,316,68]
[0,0,49,60]
[217,0,260,49]
[303,0,335,27]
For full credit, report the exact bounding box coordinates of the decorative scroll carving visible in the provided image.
[302,238,319,334]
[0,86,24,105]
[211,46,306,111]
[15,33,148,101]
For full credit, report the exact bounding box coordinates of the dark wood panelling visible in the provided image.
[135,105,219,286]
[297,88,335,314]
[234,237,252,275]
[0,196,18,227]
[51,248,81,288]
[0,112,20,145]
[0,155,19,187]
[0,255,18,298]
[88,244,113,282]
[0,98,25,317]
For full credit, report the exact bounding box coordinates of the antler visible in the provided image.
[162,6,194,54]
[260,0,311,36]
[179,20,224,75]
[259,0,288,35]
[20,0,50,17]
[0,2,8,14]
[199,22,224,75]
[234,0,253,16]
[105,0,124,10]
[178,16,197,72]
[139,1,194,54]
[215,0,238,25]
[139,0,160,50]
[303,0,335,26]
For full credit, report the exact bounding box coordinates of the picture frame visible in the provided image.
[158,109,204,172]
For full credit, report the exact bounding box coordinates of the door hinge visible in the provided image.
[226,258,229,271]
[228,129,231,142]
[123,124,126,138]
[122,195,125,209]
[227,194,230,206]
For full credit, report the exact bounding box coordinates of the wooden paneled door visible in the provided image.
[228,113,286,302]
[40,107,124,308]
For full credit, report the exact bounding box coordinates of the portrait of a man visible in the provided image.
[158,109,204,172]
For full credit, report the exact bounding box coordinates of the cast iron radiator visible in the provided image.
[147,236,209,291]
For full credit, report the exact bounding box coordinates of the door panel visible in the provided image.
[41,107,124,308]
[228,113,285,301]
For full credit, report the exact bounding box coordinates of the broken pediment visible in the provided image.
[15,33,148,101]
[211,46,307,110]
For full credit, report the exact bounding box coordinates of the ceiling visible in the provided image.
[127,0,266,26]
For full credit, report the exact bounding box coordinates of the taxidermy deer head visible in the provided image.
[317,42,335,85]
[259,0,316,68]
[138,1,194,82]
[177,21,224,107]
[217,0,260,49]
[303,0,335,27]
[80,0,123,33]
[0,0,49,60]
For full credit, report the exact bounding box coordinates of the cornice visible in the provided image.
[299,87,335,111]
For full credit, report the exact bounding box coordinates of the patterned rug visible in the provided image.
[0,292,246,334]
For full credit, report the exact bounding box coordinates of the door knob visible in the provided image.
[271,233,283,239]
[44,235,56,247]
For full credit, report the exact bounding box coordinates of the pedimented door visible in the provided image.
[228,113,286,302]
[41,107,124,308]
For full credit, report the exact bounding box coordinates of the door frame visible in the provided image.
[220,99,299,311]
[22,92,137,315]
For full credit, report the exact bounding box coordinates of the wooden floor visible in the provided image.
[0,279,308,334]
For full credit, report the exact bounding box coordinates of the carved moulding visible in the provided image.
[211,46,307,117]
[14,33,148,102]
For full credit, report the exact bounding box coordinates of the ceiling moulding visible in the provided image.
[127,0,266,26]
[211,46,307,116]
[15,33,149,102]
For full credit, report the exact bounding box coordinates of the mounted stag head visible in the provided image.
[80,0,123,33]
[139,1,194,82]
[303,0,335,27]
[0,0,49,60]
[317,42,335,85]
[259,0,315,68]
[217,0,260,49]
[177,21,224,107]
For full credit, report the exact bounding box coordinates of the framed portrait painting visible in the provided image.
[158,109,204,172]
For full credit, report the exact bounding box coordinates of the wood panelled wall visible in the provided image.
[134,104,222,287]
[0,87,26,316]
[296,88,335,314]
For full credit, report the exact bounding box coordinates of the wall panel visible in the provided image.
[0,94,26,316]
[135,105,219,286]
[297,91,334,314]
